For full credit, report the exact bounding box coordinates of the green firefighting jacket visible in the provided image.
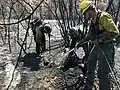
[84,11,119,43]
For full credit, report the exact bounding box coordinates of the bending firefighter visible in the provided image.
[79,1,119,90]
[30,18,52,55]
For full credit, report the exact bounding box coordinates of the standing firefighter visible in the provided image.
[78,0,119,90]
[30,19,52,55]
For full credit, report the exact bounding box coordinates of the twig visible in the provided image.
[105,0,114,12]
[16,40,27,54]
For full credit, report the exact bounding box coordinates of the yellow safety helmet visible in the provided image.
[79,0,92,14]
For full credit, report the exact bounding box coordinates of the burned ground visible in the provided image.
[0,21,120,90]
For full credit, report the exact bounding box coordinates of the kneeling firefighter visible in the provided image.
[78,1,119,90]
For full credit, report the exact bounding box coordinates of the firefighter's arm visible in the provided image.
[97,31,118,43]
[97,13,119,43]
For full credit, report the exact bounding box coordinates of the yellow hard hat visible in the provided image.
[79,0,92,14]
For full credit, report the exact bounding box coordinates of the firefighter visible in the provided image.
[30,19,52,55]
[30,18,41,43]
[69,27,83,49]
[79,1,119,90]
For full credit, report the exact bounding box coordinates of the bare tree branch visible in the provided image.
[0,0,44,25]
